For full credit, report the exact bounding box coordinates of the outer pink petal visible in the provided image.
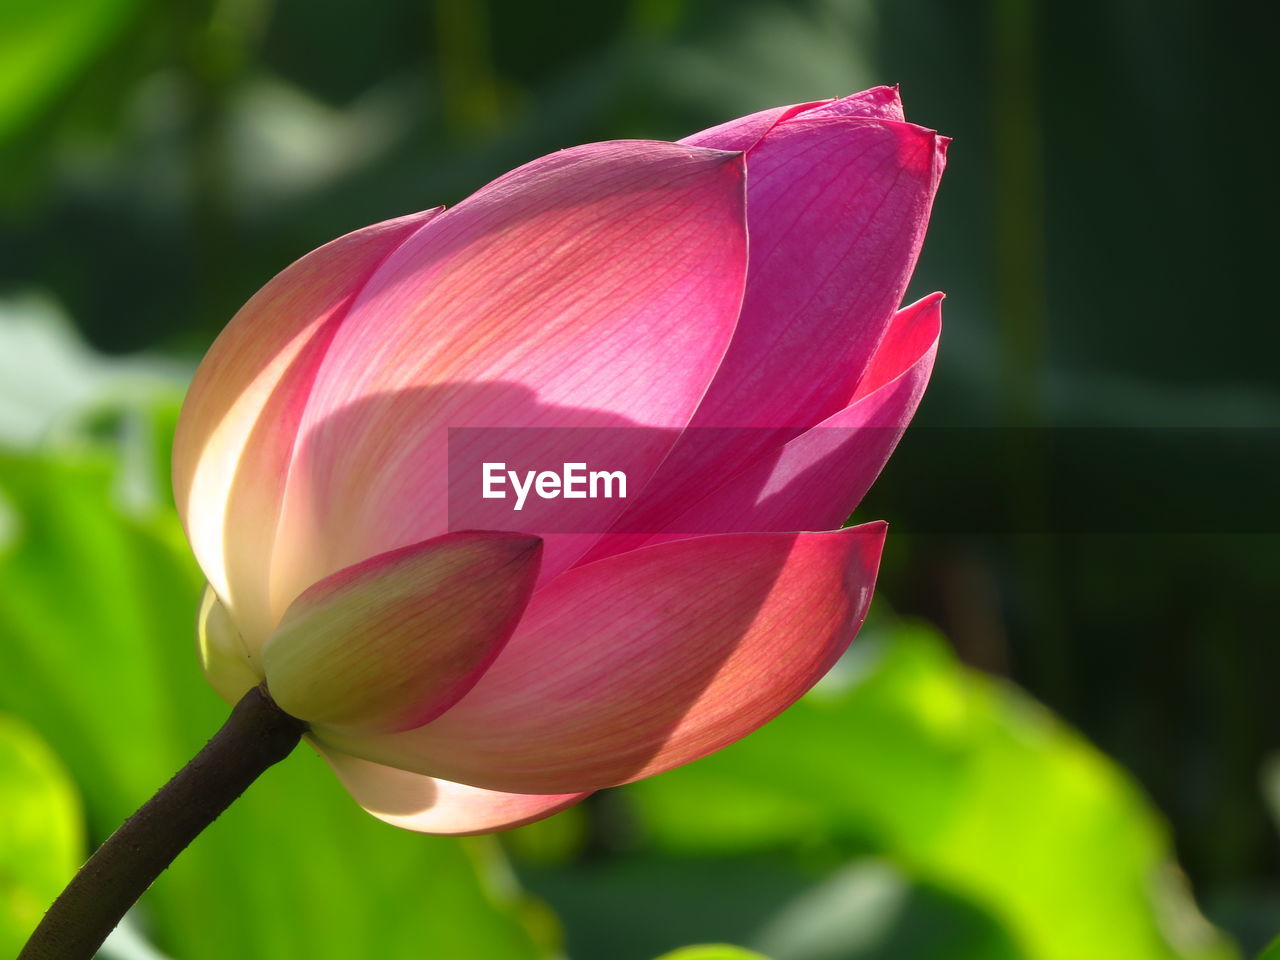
[679,86,905,151]
[694,115,944,426]
[643,293,942,540]
[172,209,443,645]
[267,142,749,615]
[581,294,940,561]
[713,114,945,425]
[320,746,585,835]
[316,524,886,794]
[680,99,833,151]
[795,85,905,122]
[262,531,542,735]
[608,118,946,543]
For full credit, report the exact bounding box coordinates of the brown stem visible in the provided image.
[19,686,306,960]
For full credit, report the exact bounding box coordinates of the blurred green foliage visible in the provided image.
[0,714,82,957]
[522,625,1236,960]
[0,0,139,141]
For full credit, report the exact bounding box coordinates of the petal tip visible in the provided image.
[847,519,889,543]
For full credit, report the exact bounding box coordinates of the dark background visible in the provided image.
[2,0,1277,951]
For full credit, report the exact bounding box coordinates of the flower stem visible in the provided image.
[19,686,306,960]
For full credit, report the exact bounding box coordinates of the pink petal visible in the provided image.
[795,85,905,122]
[678,86,906,151]
[607,118,946,544]
[267,141,749,613]
[262,531,541,735]
[694,115,945,426]
[680,99,833,151]
[320,746,585,835]
[644,293,942,539]
[173,209,443,646]
[316,525,886,794]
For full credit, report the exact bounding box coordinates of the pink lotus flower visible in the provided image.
[173,86,947,835]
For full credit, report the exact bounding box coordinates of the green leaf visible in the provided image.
[749,859,1021,960]
[0,713,83,956]
[0,441,554,960]
[0,0,140,141]
[626,625,1236,960]
[1256,938,1280,960]
[654,946,773,960]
